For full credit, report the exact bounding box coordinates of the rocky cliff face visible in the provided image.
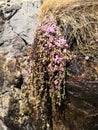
[0,0,43,129]
[0,0,98,130]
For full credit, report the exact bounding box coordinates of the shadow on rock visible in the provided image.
[4,93,21,130]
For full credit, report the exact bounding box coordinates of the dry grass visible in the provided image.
[40,0,98,56]
[40,0,98,19]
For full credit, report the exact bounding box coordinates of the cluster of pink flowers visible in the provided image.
[55,39,67,47]
[41,25,56,33]
[32,16,70,107]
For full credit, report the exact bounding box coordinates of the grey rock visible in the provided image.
[0,0,42,59]
[9,1,41,45]
[2,3,21,20]
[0,120,9,130]
[3,3,21,13]
[0,1,42,130]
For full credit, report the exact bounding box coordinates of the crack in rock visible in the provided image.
[0,42,4,46]
[1,3,21,20]
[9,21,28,45]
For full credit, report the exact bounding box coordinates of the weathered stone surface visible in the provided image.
[0,0,42,129]
[9,1,41,45]
[0,0,42,58]
[64,47,98,130]
[0,50,31,129]
[0,119,10,130]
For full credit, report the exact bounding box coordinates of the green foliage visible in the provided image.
[31,16,71,112]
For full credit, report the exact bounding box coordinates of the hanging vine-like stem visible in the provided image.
[30,16,71,129]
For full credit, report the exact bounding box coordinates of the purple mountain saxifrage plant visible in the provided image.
[31,16,72,113]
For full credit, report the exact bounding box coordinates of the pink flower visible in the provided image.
[44,32,49,37]
[42,57,46,62]
[52,24,56,29]
[45,16,56,23]
[38,23,41,26]
[63,49,67,54]
[53,55,63,64]
[59,39,66,45]
[47,27,55,33]
[55,39,68,48]
[65,44,69,47]
[48,64,51,68]
[58,102,61,106]
[57,95,60,98]
[51,52,55,57]
[41,25,56,33]
[61,67,64,71]
[57,57,63,64]
[48,43,52,48]
[40,72,44,77]
[55,55,59,59]
[41,25,48,31]
[49,16,56,22]
[54,55,59,62]
[54,80,58,85]
[95,39,98,42]
[54,65,58,71]
[85,56,89,60]
[55,42,61,47]
[49,37,53,43]
[28,69,31,74]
